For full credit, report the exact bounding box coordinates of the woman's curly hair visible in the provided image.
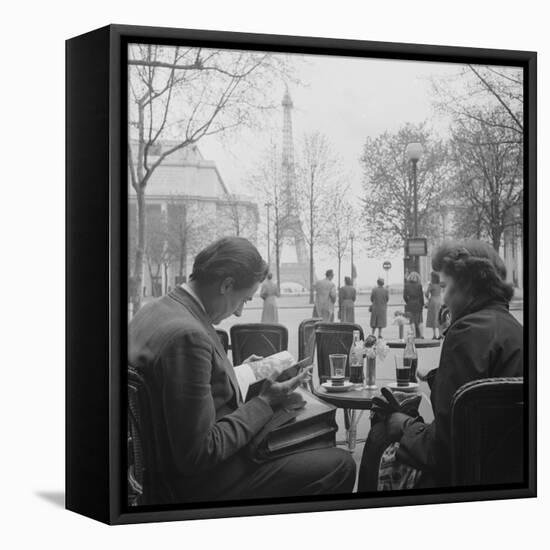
[431,240,514,304]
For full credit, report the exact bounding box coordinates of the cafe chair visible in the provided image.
[127,365,174,506]
[314,322,364,382]
[230,323,288,366]
[298,318,321,362]
[451,377,524,486]
[215,329,230,355]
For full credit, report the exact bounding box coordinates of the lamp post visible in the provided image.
[405,142,423,273]
[350,231,355,286]
[265,202,273,271]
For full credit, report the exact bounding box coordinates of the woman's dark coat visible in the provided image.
[403,281,424,324]
[397,300,523,486]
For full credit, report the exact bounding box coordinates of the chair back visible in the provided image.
[230,323,288,365]
[314,322,364,382]
[298,318,321,361]
[451,377,524,486]
[215,329,230,354]
[127,365,174,505]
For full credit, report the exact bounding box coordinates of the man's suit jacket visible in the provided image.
[314,278,336,322]
[128,286,274,503]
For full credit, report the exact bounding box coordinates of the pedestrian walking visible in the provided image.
[314,269,337,322]
[425,271,442,339]
[260,273,280,323]
[370,278,389,337]
[403,271,424,338]
[338,276,357,323]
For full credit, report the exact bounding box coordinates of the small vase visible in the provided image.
[364,356,377,389]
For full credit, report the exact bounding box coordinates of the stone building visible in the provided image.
[128,142,259,297]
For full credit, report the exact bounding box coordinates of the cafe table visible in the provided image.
[385,338,441,349]
[312,379,420,452]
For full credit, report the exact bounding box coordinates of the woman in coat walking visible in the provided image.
[338,276,357,323]
[370,278,389,337]
[425,271,442,339]
[260,273,280,323]
[358,240,523,491]
[403,271,424,338]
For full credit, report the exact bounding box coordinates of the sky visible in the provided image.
[195,54,467,285]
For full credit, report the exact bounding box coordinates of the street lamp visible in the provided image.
[350,231,355,286]
[405,142,423,273]
[265,202,273,271]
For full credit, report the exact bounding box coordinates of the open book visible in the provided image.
[234,351,311,401]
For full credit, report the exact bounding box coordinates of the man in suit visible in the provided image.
[314,269,337,322]
[129,237,355,505]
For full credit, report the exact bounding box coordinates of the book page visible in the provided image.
[245,351,296,380]
[233,363,257,399]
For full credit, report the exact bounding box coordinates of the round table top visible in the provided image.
[386,338,441,349]
[312,379,419,409]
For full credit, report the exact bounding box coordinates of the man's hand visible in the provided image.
[243,354,263,364]
[258,367,313,408]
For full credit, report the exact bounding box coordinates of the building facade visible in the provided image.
[128,142,259,298]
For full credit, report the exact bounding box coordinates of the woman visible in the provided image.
[260,273,280,323]
[425,271,443,339]
[370,278,389,337]
[338,276,357,323]
[358,240,523,491]
[403,271,424,338]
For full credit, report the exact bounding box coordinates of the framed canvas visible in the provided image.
[66,24,536,525]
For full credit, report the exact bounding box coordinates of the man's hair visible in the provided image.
[344,276,352,286]
[377,278,384,286]
[430,271,440,284]
[326,269,334,278]
[431,240,513,304]
[190,237,268,290]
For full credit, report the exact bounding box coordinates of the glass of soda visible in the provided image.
[395,356,411,387]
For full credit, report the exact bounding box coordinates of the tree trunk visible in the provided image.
[132,188,146,313]
[309,242,314,304]
[492,226,502,251]
[164,263,169,294]
[275,216,281,295]
[337,255,341,291]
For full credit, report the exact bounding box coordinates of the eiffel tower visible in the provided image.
[278,88,311,290]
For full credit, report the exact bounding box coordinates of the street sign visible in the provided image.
[406,237,428,256]
[383,261,392,271]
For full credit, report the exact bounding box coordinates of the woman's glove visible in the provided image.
[371,387,422,425]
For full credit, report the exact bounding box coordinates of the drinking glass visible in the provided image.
[329,354,347,386]
[394,356,411,387]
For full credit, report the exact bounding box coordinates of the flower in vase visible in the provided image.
[375,339,389,360]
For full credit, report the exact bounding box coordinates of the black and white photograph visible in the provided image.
[125,40,529,508]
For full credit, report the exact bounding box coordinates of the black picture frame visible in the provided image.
[66,24,537,525]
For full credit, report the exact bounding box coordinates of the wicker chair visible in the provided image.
[314,322,364,382]
[127,366,145,506]
[229,323,288,366]
[127,365,174,506]
[298,318,321,362]
[451,377,524,486]
[215,329,230,355]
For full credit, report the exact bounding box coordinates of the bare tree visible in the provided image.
[360,122,452,256]
[220,194,259,242]
[164,199,217,282]
[247,142,285,292]
[432,65,523,140]
[450,106,523,250]
[128,44,293,312]
[323,188,356,290]
[295,132,344,303]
